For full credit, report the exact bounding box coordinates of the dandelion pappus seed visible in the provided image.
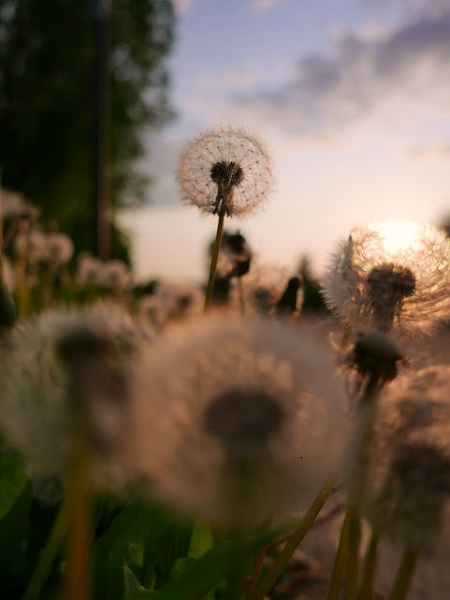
[179,126,273,218]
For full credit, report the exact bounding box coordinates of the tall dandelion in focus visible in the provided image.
[179,126,273,310]
[322,220,450,337]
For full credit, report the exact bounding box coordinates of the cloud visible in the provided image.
[172,0,199,16]
[250,0,284,12]
[232,8,450,140]
[407,143,450,159]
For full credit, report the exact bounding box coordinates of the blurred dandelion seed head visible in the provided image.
[231,261,292,316]
[360,363,450,550]
[179,126,273,218]
[322,219,450,336]
[44,232,74,264]
[0,303,142,492]
[204,389,284,451]
[127,316,348,527]
[217,231,253,279]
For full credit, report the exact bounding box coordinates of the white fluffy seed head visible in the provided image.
[44,233,74,264]
[0,303,142,490]
[126,316,349,527]
[355,364,450,550]
[322,220,450,337]
[179,126,273,218]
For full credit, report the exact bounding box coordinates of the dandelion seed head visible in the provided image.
[44,232,74,264]
[179,126,273,218]
[204,389,284,450]
[99,260,132,291]
[14,229,47,262]
[360,364,450,549]
[217,231,252,279]
[322,220,450,336]
[128,317,348,527]
[0,303,142,489]
[76,255,104,287]
[231,261,291,316]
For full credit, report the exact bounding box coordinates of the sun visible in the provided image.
[369,219,423,256]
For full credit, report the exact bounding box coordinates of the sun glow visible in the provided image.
[369,219,423,256]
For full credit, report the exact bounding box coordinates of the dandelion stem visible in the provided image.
[22,496,70,600]
[64,423,92,600]
[343,506,361,600]
[358,530,379,599]
[246,517,272,600]
[387,547,419,600]
[326,509,350,600]
[254,473,336,600]
[237,277,246,316]
[246,546,266,600]
[204,207,226,311]
[342,367,381,600]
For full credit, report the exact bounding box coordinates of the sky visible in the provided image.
[120,0,450,284]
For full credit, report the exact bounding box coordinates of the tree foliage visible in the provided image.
[0,0,175,255]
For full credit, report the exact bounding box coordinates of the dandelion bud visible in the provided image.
[217,232,252,278]
[350,330,404,390]
[275,275,304,317]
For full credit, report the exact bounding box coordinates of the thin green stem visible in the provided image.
[388,547,419,600]
[64,429,91,600]
[341,373,380,600]
[237,277,246,316]
[254,474,336,600]
[246,545,266,600]
[204,208,226,311]
[343,506,361,600]
[358,530,379,600]
[246,516,272,600]
[22,497,70,600]
[326,510,350,600]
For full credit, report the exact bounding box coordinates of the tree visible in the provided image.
[0,0,175,259]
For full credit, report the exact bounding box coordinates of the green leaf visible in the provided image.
[124,564,146,594]
[91,500,192,600]
[126,525,285,600]
[0,449,32,588]
[187,520,214,559]
[126,539,238,600]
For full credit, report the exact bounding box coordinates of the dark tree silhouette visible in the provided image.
[0,0,175,259]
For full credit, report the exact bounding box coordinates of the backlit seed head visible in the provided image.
[179,126,273,218]
[322,220,450,337]
[210,161,244,187]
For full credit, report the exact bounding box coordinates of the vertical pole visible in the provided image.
[93,0,110,260]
